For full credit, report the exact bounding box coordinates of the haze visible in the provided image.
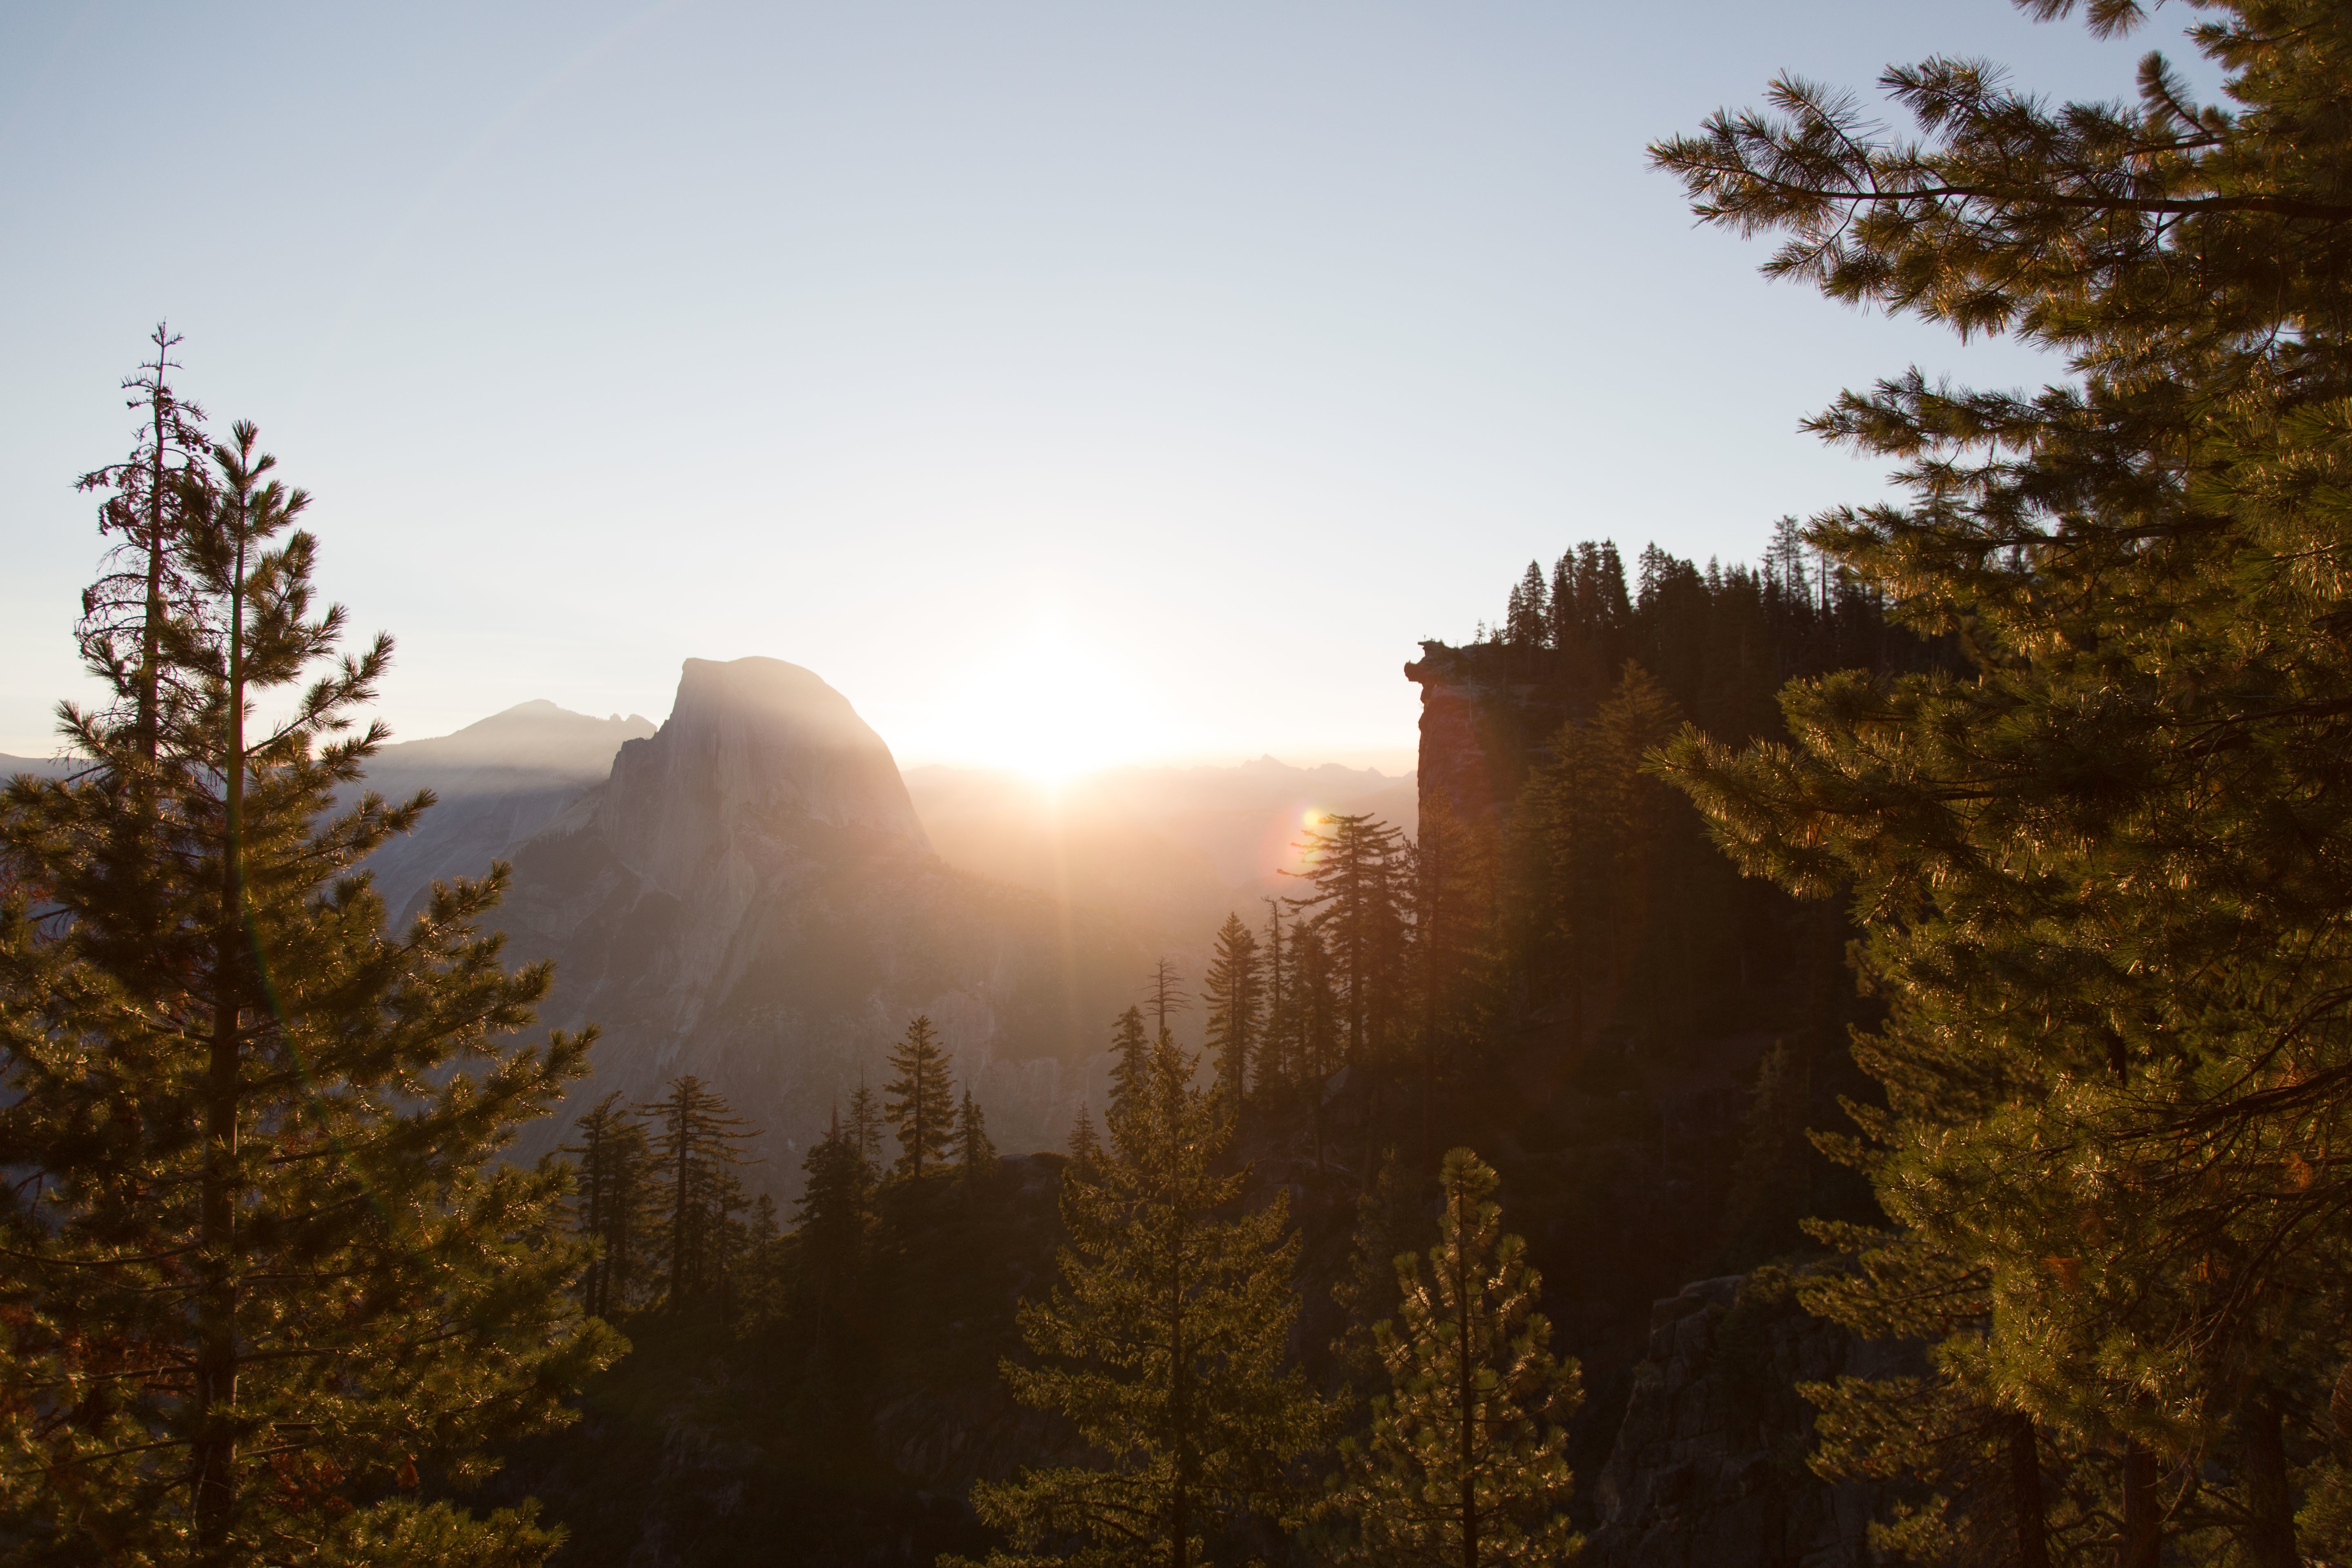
[0,2,2207,770]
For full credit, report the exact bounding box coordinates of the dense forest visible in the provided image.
[7,0,2352,1564]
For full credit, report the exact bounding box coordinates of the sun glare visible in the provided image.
[919,622,1160,785]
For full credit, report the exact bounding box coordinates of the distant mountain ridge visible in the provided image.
[355,701,656,922]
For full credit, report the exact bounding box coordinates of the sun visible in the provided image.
[919,621,1159,784]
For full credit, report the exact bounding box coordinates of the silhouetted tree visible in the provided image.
[885,1014,956,1182]
[1201,912,1262,1114]
[641,1075,760,1305]
[1288,813,1409,1067]
[567,1091,656,1320]
[1143,956,1189,1038]
[957,1087,998,1196]
[1107,1005,1153,1121]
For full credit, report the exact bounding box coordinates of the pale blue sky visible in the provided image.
[0,2,2214,771]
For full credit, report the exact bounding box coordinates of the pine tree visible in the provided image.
[1287,813,1409,1066]
[1201,913,1262,1114]
[1107,1004,1154,1120]
[1650,2,2352,1557]
[1259,899,1290,1094]
[956,1032,1326,1568]
[566,1091,655,1321]
[1326,1149,1581,1567]
[795,1107,872,1313]
[1143,957,1190,1038]
[1503,562,1549,650]
[957,1087,998,1194]
[0,413,607,1563]
[1330,1151,1425,1392]
[1407,795,1495,1160]
[885,1014,956,1181]
[1293,921,1341,1177]
[848,1070,886,1177]
[640,1074,760,1305]
[1514,663,1682,1047]
[71,323,210,766]
[1067,1102,1102,1167]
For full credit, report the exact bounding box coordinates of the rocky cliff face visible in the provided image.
[496,658,1143,1178]
[1586,1275,1901,1568]
[1403,640,1577,833]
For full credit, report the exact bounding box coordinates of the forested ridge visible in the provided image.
[9,0,2352,1563]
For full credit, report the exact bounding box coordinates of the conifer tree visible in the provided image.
[1331,1152,1424,1392]
[795,1107,873,1312]
[1292,922,1341,1176]
[1515,663,1682,1045]
[0,413,607,1563]
[640,1074,760,1305]
[1201,912,1262,1114]
[72,324,209,766]
[848,1071,886,1176]
[1406,796,1495,1160]
[957,1087,998,1193]
[1143,957,1190,1038]
[1502,563,1549,650]
[1326,1149,1581,1568]
[1650,1,2352,1556]
[1107,1004,1153,1120]
[885,1013,957,1181]
[566,1091,655,1321]
[957,1032,1325,1567]
[1288,814,1409,1067]
[1066,1101,1102,1167]
[1259,899,1290,1094]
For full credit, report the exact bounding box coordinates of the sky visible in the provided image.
[0,1,2221,775]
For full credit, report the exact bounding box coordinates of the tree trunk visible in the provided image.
[192,525,249,1561]
[2241,1392,2297,1568]
[1457,1183,1477,1568]
[672,1093,691,1302]
[137,384,167,762]
[2119,1441,2162,1568]
[2008,1415,2052,1568]
[1169,1151,1188,1568]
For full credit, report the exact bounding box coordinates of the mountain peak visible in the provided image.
[590,657,931,887]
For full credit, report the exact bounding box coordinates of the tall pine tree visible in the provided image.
[1653,1,2352,1557]
[885,1014,956,1181]
[639,1075,760,1306]
[0,410,607,1564]
[957,1033,1325,1567]
[1107,1005,1153,1120]
[1287,814,1409,1067]
[1201,913,1262,1115]
[956,1087,998,1196]
[1326,1149,1581,1567]
[566,1091,655,1322]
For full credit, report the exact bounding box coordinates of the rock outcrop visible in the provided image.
[1587,1274,1902,1568]
[494,657,1144,1177]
